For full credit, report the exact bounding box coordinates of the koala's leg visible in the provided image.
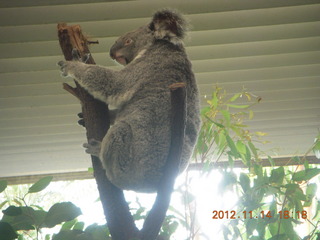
[100,121,134,184]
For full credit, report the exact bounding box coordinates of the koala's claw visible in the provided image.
[83,139,101,157]
[72,48,81,61]
[82,53,91,63]
[77,112,85,127]
[57,61,69,77]
[71,48,91,63]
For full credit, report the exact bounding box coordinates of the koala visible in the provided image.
[58,9,201,192]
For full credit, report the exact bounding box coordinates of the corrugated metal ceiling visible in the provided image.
[0,0,319,179]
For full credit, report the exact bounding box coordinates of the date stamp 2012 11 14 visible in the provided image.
[212,210,308,220]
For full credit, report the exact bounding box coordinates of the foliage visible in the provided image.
[0,178,178,240]
[0,177,111,240]
[193,87,320,240]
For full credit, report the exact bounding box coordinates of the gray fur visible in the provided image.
[58,9,201,192]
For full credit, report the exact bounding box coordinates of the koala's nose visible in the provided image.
[109,47,116,59]
[110,51,115,59]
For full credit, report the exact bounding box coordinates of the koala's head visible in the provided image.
[110,9,187,65]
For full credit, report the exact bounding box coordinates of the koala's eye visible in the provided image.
[124,38,133,46]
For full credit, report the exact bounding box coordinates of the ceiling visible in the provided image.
[0,0,319,181]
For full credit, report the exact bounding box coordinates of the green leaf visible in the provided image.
[61,219,77,230]
[200,106,211,116]
[281,218,300,240]
[226,135,239,158]
[267,234,287,240]
[45,202,82,228]
[245,218,257,236]
[248,141,258,160]
[239,173,250,192]
[209,120,224,128]
[2,206,22,216]
[292,168,320,182]
[285,184,306,202]
[85,224,110,240]
[28,176,53,193]
[73,221,85,231]
[211,91,219,109]
[304,183,317,207]
[52,229,84,240]
[228,155,234,168]
[221,110,231,127]
[2,207,37,231]
[0,222,18,240]
[30,208,47,227]
[269,167,285,185]
[236,140,246,155]
[227,104,250,109]
[229,93,241,102]
[0,180,7,193]
[249,110,254,120]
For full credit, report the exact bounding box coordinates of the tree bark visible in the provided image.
[57,23,139,240]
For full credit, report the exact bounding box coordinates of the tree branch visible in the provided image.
[57,23,139,240]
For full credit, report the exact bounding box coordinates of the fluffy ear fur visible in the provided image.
[149,9,187,44]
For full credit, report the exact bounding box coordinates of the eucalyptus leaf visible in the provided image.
[227,104,250,109]
[28,176,53,193]
[239,173,250,192]
[292,168,320,182]
[221,110,231,127]
[226,135,239,158]
[248,141,258,159]
[229,93,241,102]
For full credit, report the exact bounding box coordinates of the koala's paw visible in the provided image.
[57,61,71,77]
[72,48,91,63]
[83,139,101,157]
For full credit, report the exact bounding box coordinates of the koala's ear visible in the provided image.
[149,9,187,44]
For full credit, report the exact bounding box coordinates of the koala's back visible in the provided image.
[104,41,200,192]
